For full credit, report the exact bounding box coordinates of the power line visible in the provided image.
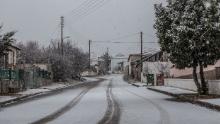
[90,32,158,43]
[91,41,158,44]
[71,0,105,17]
[65,18,89,40]
[107,32,139,41]
[49,0,111,48]
[89,32,158,44]
[70,0,99,14]
[67,0,111,23]
[72,3,108,23]
[50,23,61,40]
[143,33,156,38]
[90,32,139,43]
[64,0,103,18]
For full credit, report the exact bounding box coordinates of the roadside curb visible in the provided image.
[147,87,220,112]
[130,83,148,87]
[0,92,44,107]
[131,84,140,87]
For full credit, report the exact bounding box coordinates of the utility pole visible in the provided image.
[106,47,111,72]
[141,32,143,73]
[58,42,60,51]
[107,47,109,54]
[60,16,64,56]
[89,40,91,70]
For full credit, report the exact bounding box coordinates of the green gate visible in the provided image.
[147,74,154,86]
[0,69,20,80]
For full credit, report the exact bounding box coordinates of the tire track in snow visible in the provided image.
[123,88,171,124]
[98,79,121,124]
[31,79,103,124]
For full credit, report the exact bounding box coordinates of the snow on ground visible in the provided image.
[0,96,16,103]
[18,89,49,95]
[112,75,167,124]
[201,99,220,106]
[111,74,220,124]
[19,82,71,95]
[41,83,67,90]
[113,82,161,124]
[0,88,85,124]
[149,86,197,94]
[132,82,147,87]
[83,77,99,82]
[0,82,82,103]
[1,74,220,124]
[49,80,108,124]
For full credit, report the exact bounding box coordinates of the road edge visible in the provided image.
[147,87,220,112]
[0,79,102,108]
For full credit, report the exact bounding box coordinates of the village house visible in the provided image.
[141,51,171,85]
[128,54,142,80]
[0,44,21,69]
[0,45,53,93]
[0,44,21,93]
[127,51,171,85]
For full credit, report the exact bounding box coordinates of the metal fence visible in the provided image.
[22,68,51,89]
[0,68,52,93]
[0,69,20,80]
[0,68,51,80]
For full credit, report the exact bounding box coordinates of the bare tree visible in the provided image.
[99,52,111,75]
[47,40,89,81]
[17,41,43,64]
[17,39,89,81]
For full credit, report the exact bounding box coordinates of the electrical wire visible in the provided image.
[90,32,139,43]
[65,19,89,40]
[107,32,139,41]
[143,33,156,38]
[70,0,99,14]
[67,0,111,23]
[73,2,109,23]
[71,0,105,17]
[49,23,61,40]
[91,41,158,44]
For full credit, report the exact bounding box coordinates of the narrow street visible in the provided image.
[0,75,220,124]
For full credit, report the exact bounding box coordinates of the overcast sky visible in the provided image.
[0,0,165,59]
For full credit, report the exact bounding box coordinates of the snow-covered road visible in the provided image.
[110,75,220,124]
[0,75,220,124]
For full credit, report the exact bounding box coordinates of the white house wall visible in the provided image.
[143,62,172,76]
